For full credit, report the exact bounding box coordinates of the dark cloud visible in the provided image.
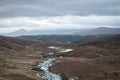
[0,0,120,18]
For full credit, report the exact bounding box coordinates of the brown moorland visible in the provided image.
[0,36,64,80]
[51,35,120,80]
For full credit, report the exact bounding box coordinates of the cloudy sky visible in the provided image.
[0,0,120,33]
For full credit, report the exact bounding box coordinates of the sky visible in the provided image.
[0,0,120,33]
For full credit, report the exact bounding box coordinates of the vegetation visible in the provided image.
[20,35,112,42]
[0,35,120,80]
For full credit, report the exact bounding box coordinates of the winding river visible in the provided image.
[37,46,74,80]
[38,58,62,80]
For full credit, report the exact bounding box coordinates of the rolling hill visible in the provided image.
[51,35,120,80]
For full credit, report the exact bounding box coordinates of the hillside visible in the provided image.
[78,34,120,49]
[0,36,44,80]
[0,35,120,80]
[51,35,120,80]
[0,36,65,80]
[55,35,120,57]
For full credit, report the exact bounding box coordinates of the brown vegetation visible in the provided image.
[0,35,120,80]
[51,35,120,80]
[0,36,58,80]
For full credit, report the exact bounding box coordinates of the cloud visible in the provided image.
[0,15,120,33]
[0,0,120,33]
[0,0,120,18]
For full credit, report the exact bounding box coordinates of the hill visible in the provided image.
[78,34,120,49]
[51,35,120,80]
[0,36,45,80]
[0,35,46,50]
[57,35,120,57]
[75,27,120,35]
[0,36,64,80]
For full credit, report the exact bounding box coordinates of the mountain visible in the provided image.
[75,27,120,35]
[3,29,84,36]
[1,27,120,36]
[3,29,29,36]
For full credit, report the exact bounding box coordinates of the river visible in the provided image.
[37,46,74,80]
[37,58,62,80]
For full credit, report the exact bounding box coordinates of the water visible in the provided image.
[37,46,74,80]
[59,49,73,53]
[48,46,60,50]
[37,58,62,80]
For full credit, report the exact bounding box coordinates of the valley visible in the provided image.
[0,0,120,80]
[0,35,120,80]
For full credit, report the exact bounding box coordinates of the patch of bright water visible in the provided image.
[37,58,62,80]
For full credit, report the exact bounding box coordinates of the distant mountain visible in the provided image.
[7,29,28,36]
[1,27,120,36]
[2,29,84,36]
[75,27,120,35]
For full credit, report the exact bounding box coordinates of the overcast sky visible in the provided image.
[0,0,120,33]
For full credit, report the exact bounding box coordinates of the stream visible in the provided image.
[37,46,74,80]
[37,58,62,80]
